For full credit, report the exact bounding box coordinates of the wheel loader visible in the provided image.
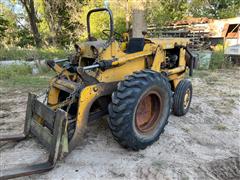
[0,8,196,179]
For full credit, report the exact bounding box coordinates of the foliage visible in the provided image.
[209,50,225,69]
[19,0,42,47]
[146,0,189,26]
[1,0,240,48]
[189,0,240,19]
[0,2,18,47]
[16,28,35,47]
[209,44,232,69]
[79,0,127,40]
[40,0,84,47]
[0,15,9,38]
[0,47,68,61]
[2,0,127,47]
[110,0,129,36]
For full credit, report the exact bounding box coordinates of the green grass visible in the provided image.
[0,64,54,88]
[0,64,32,79]
[0,75,51,88]
[181,127,190,133]
[209,50,225,69]
[209,44,233,70]
[0,47,68,61]
[213,123,227,131]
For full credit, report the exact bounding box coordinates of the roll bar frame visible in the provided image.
[87,8,114,41]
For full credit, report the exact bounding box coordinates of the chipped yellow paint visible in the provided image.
[48,86,60,105]
[179,48,186,67]
[76,85,98,128]
[97,57,146,82]
[151,46,165,71]
[168,73,185,89]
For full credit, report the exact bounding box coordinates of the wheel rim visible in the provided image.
[183,88,191,109]
[135,91,162,133]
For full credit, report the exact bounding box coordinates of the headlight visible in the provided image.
[91,46,99,57]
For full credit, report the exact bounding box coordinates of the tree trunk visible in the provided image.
[125,0,130,30]
[20,0,41,48]
[132,0,147,37]
[43,0,57,46]
[43,0,65,47]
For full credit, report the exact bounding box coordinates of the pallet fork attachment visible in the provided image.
[0,93,66,179]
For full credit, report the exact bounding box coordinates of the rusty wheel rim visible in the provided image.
[135,91,162,133]
[183,89,191,109]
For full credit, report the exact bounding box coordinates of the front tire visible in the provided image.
[173,79,192,116]
[108,70,172,150]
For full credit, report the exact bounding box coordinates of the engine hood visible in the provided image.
[78,40,107,58]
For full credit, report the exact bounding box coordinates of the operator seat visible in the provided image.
[125,38,145,54]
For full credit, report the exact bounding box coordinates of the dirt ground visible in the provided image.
[0,69,239,180]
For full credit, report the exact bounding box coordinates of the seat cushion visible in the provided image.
[125,38,145,54]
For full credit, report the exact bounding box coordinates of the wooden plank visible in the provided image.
[31,120,53,150]
[49,109,66,164]
[24,93,36,135]
[33,99,55,129]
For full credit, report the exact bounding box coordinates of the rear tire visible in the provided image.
[173,79,192,116]
[108,70,172,150]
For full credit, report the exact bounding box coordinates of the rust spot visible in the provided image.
[135,91,162,133]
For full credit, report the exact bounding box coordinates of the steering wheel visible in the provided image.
[101,29,123,41]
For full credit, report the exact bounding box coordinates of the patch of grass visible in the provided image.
[209,47,232,70]
[181,127,190,133]
[0,64,53,88]
[0,47,68,61]
[35,63,52,74]
[214,124,227,131]
[0,64,32,79]
[209,50,224,69]
[0,75,50,88]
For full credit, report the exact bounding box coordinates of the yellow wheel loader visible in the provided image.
[0,8,196,179]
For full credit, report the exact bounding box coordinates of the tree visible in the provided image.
[79,0,127,40]
[3,0,238,48]
[19,0,41,47]
[189,0,240,19]
[0,2,19,47]
[41,0,84,47]
[0,15,9,38]
[146,0,188,26]
[132,0,147,37]
[42,0,64,46]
